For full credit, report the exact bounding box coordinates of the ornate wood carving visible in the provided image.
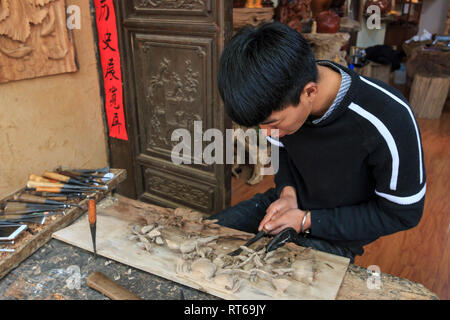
[0,0,77,83]
[144,169,212,211]
[133,34,211,165]
[135,0,206,10]
[145,56,202,150]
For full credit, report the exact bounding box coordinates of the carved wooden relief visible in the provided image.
[133,34,212,166]
[127,0,212,19]
[145,168,213,212]
[0,0,77,83]
[135,0,207,10]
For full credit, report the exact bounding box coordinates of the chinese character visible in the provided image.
[105,58,119,80]
[102,33,116,52]
[111,112,121,134]
[98,0,110,21]
[109,86,117,107]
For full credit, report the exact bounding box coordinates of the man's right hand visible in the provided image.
[258,186,298,232]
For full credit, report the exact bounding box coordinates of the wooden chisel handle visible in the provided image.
[35,187,65,193]
[29,174,52,183]
[86,272,142,300]
[27,181,65,189]
[42,171,71,183]
[88,199,97,225]
[14,193,47,204]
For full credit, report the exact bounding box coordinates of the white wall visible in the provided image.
[418,0,448,35]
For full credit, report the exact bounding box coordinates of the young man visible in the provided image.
[209,22,426,263]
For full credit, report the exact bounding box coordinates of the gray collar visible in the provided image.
[312,61,352,125]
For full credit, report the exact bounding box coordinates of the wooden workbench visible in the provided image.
[0,190,439,300]
[62,196,439,300]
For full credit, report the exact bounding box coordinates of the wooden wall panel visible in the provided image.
[112,0,233,214]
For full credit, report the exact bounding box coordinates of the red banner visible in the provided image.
[94,0,128,140]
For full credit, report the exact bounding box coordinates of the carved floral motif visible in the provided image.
[0,0,77,83]
[145,173,210,209]
[135,0,205,10]
[142,46,203,150]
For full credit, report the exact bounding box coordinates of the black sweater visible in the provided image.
[275,61,426,250]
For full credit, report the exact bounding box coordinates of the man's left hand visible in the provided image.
[264,208,308,235]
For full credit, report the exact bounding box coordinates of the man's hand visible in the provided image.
[258,186,297,232]
[263,208,306,234]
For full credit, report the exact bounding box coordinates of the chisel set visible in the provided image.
[0,166,113,251]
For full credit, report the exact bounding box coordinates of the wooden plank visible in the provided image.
[53,196,350,300]
[0,169,127,280]
[87,272,142,300]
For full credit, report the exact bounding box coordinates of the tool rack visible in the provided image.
[0,168,127,279]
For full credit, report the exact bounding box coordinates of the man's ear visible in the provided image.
[303,82,318,101]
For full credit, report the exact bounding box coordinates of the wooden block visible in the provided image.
[87,272,142,300]
[354,62,391,84]
[370,63,391,84]
[409,74,450,119]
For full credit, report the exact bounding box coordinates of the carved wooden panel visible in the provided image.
[143,167,214,212]
[0,0,77,83]
[113,0,232,214]
[123,0,214,22]
[132,33,212,167]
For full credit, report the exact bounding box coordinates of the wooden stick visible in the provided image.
[86,272,142,300]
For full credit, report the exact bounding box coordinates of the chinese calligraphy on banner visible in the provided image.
[94,0,128,140]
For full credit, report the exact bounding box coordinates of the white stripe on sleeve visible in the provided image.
[349,103,399,191]
[359,76,423,184]
[375,184,426,205]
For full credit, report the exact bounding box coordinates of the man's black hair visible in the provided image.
[218,21,318,127]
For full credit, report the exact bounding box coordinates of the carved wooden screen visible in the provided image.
[113,0,233,214]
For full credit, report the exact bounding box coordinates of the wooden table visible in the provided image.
[0,191,439,300]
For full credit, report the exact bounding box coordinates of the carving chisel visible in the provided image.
[88,199,97,257]
[26,187,87,195]
[24,192,70,201]
[27,181,108,191]
[29,174,53,183]
[228,228,268,256]
[42,171,90,186]
[13,193,84,209]
[57,169,112,184]
[72,166,110,174]
[56,169,101,185]
[1,203,65,214]
[0,211,63,222]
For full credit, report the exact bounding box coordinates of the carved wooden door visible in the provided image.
[112,1,233,214]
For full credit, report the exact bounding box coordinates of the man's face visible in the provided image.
[259,93,313,138]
